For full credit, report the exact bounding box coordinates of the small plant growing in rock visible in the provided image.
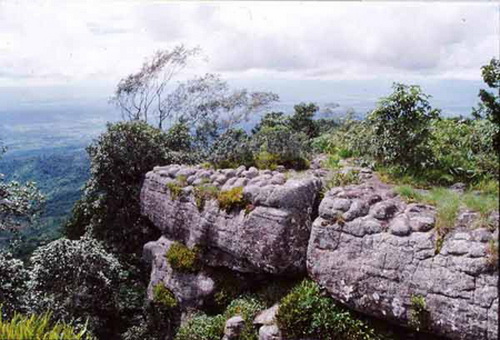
[217,187,249,212]
[486,239,499,271]
[165,242,200,273]
[166,182,183,200]
[244,203,255,216]
[153,283,177,309]
[408,294,428,331]
[223,297,265,340]
[193,185,220,211]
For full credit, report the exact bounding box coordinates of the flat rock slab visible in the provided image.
[141,165,322,274]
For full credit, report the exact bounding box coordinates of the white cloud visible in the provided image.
[0,0,497,87]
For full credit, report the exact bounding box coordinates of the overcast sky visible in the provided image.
[0,1,498,112]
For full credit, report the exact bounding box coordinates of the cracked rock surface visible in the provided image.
[307,177,498,340]
[141,164,321,274]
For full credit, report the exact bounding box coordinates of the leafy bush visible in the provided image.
[174,314,225,340]
[251,125,310,170]
[367,83,440,169]
[28,237,122,337]
[0,312,91,340]
[193,185,220,211]
[254,151,280,170]
[209,129,253,169]
[165,242,200,273]
[217,187,249,212]
[152,283,177,309]
[276,280,381,340]
[408,295,428,332]
[223,297,264,340]
[0,252,29,317]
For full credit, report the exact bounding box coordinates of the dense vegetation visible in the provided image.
[0,54,497,339]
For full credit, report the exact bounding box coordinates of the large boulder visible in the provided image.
[141,165,322,274]
[307,181,498,340]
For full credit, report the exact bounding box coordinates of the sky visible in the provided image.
[0,0,499,146]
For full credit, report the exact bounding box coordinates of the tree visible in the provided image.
[164,73,278,141]
[111,45,200,127]
[0,143,44,233]
[28,237,123,338]
[288,103,320,139]
[64,121,194,255]
[473,58,499,148]
[367,83,440,169]
[0,252,29,317]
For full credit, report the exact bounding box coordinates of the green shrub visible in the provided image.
[174,314,225,340]
[0,252,28,318]
[338,148,353,159]
[209,129,253,169]
[165,242,200,273]
[217,187,249,212]
[367,83,440,170]
[408,295,428,332]
[276,280,381,340]
[152,283,177,309]
[0,312,91,340]
[223,297,264,340]
[251,125,310,170]
[193,185,220,211]
[322,154,341,170]
[254,151,279,170]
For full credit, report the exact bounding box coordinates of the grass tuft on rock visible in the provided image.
[165,242,200,273]
[217,186,249,212]
[152,283,177,309]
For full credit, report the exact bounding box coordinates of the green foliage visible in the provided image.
[394,186,424,203]
[174,314,225,340]
[209,129,253,169]
[217,187,249,212]
[408,295,428,332]
[152,283,177,309]
[254,151,279,170]
[473,58,499,149]
[367,83,440,169]
[28,237,122,338]
[424,188,461,234]
[322,154,341,170]
[326,170,360,189]
[288,103,320,139]
[276,280,381,340]
[166,181,184,201]
[223,297,265,340]
[0,252,29,317]
[251,125,310,170]
[0,311,91,340]
[64,121,194,255]
[165,122,194,153]
[193,185,220,211]
[251,111,288,134]
[165,242,200,273]
[462,192,498,229]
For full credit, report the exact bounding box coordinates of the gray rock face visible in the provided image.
[143,236,216,310]
[223,316,245,340]
[141,164,322,274]
[258,325,282,340]
[307,181,498,340]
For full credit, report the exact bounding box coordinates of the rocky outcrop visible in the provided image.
[143,236,216,310]
[141,164,321,274]
[307,178,499,340]
[141,162,498,340]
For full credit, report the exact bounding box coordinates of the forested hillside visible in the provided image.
[0,147,89,256]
